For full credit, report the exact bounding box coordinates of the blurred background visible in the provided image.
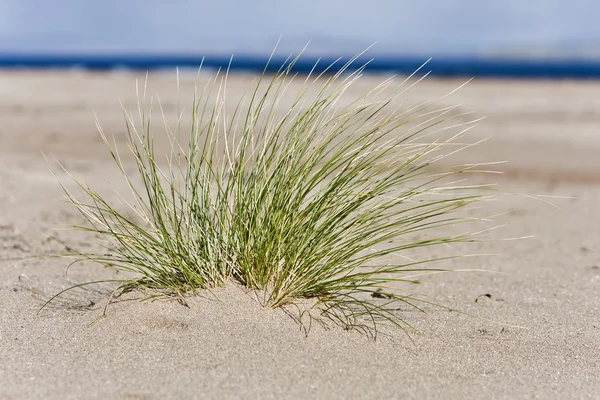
[1,0,599,77]
[0,0,599,180]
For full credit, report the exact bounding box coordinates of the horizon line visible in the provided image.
[1,53,599,79]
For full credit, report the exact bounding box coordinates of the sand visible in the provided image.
[0,71,598,399]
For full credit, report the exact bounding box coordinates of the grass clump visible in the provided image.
[51,51,497,335]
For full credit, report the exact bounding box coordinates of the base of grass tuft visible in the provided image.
[48,51,500,337]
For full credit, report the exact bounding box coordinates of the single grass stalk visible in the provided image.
[48,51,500,336]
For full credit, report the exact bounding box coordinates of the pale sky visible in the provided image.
[0,0,598,57]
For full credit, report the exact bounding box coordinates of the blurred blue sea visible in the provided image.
[1,54,600,79]
[1,0,599,78]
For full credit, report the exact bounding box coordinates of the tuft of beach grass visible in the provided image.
[47,50,500,336]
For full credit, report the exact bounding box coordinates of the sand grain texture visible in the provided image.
[0,71,599,399]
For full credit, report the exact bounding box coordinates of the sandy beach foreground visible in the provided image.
[0,71,598,399]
